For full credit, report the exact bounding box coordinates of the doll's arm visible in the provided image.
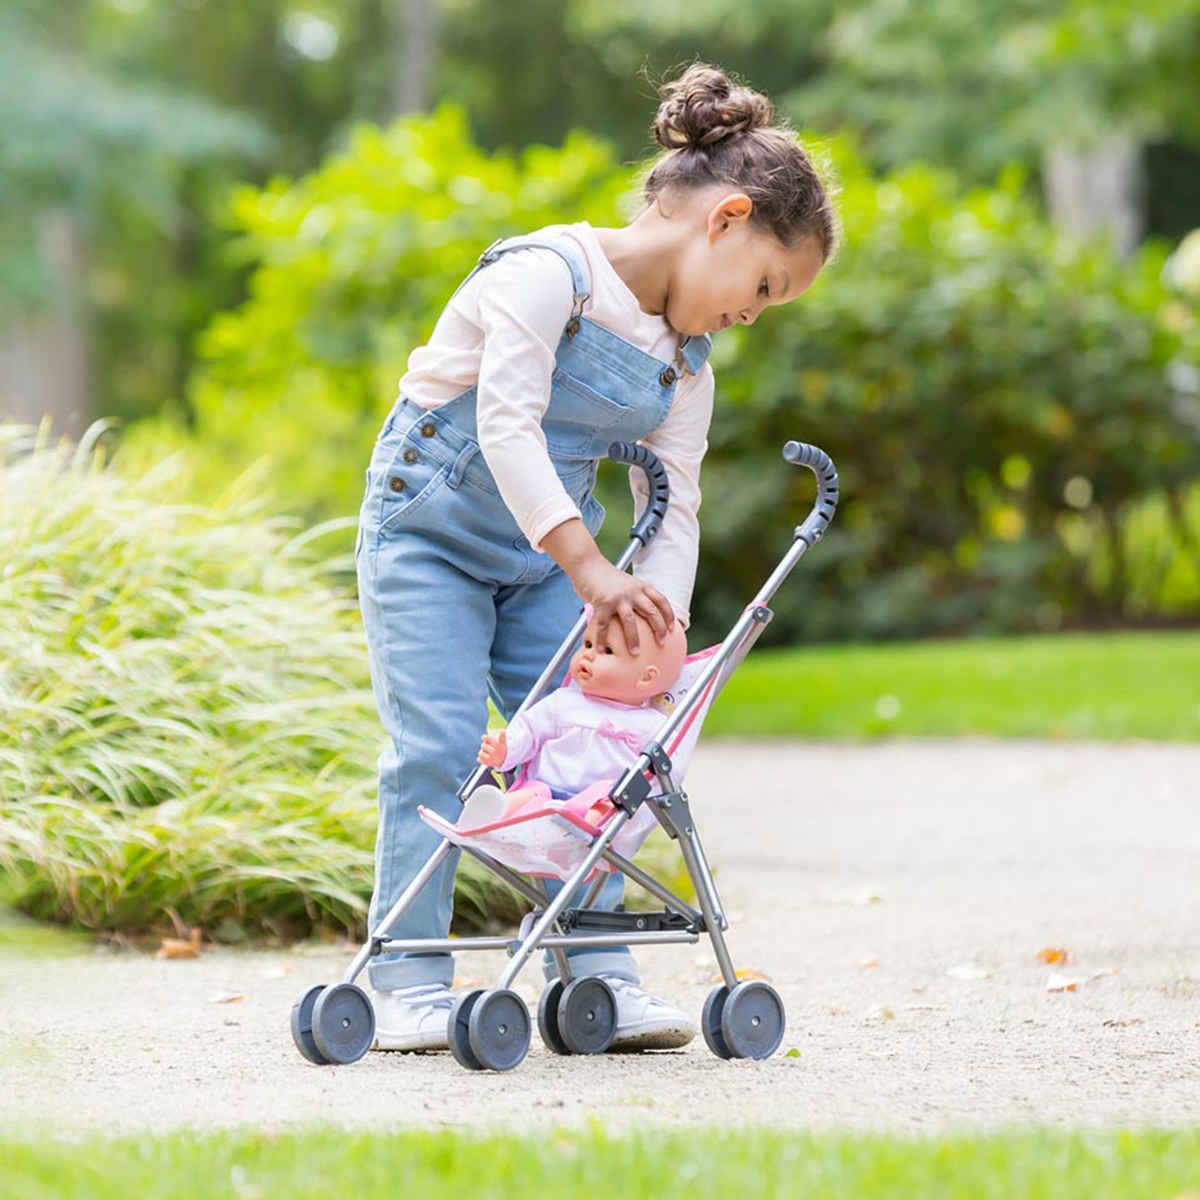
[478,730,508,768]
[478,699,556,773]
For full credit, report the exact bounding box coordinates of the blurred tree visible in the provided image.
[0,3,266,429]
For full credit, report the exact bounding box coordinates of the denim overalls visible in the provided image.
[356,234,712,992]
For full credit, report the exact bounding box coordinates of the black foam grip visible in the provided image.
[608,441,670,544]
[782,440,839,534]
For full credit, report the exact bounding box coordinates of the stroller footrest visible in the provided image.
[561,908,701,935]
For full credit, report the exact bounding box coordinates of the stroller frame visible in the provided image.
[292,439,838,1070]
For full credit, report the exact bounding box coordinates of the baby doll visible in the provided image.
[459,613,688,829]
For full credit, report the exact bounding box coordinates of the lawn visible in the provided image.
[706,630,1200,741]
[5,1127,1200,1199]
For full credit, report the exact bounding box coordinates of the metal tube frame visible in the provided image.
[338,442,836,998]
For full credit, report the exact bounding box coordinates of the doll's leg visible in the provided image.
[488,568,639,985]
[456,780,552,827]
[358,532,495,991]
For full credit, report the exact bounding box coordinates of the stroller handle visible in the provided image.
[783,440,839,545]
[608,441,669,545]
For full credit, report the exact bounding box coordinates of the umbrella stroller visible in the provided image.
[292,437,838,1071]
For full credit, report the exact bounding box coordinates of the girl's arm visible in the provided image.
[471,249,674,654]
[627,363,714,631]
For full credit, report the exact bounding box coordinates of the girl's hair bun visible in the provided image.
[653,64,774,151]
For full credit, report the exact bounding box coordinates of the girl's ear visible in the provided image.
[706,192,754,241]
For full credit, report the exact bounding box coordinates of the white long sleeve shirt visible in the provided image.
[397,221,714,627]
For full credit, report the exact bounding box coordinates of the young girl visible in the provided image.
[356,63,837,1052]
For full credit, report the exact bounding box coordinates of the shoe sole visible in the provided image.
[607,1023,697,1052]
[370,1032,450,1053]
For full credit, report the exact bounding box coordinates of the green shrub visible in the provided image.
[125,106,630,522]
[130,112,1200,645]
[703,155,1200,642]
[0,424,519,936]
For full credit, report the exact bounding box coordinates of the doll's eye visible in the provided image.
[583,639,592,649]
[758,278,770,297]
[604,646,614,655]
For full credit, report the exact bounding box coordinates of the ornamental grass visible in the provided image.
[0,424,516,938]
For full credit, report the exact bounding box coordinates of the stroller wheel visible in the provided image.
[448,989,486,1070]
[719,981,786,1060]
[701,985,732,1060]
[291,984,332,1065]
[467,989,531,1072]
[310,983,376,1065]
[537,980,572,1055]
[558,976,617,1055]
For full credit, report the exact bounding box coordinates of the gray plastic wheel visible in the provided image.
[448,989,486,1070]
[719,981,785,1060]
[558,976,617,1055]
[291,984,331,1065]
[310,983,375,1065]
[537,980,571,1055]
[467,989,531,1072]
[701,984,732,1060]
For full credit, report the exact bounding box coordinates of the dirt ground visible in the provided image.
[3,739,1199,1138]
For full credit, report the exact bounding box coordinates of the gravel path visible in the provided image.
[4,740,1199,1137]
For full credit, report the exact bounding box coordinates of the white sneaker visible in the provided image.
[602,977,697,1051]
[369,983,453,1052]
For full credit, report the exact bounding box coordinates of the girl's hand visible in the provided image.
[571,556,674,655]
[540,517,675,654]
[478,731,507,767]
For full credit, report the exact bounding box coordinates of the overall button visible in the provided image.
[659,367,677,387]
[565,317,581,338]
[403,448,419,464]
[389,476,407,493]
[420,422,437,438]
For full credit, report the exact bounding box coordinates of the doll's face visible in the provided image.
[570,615,687,705]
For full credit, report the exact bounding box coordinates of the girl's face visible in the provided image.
[664,191,826,338]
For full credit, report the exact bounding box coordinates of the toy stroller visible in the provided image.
[292,438,838,1071]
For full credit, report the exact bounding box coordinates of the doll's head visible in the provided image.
[570,614,687,705]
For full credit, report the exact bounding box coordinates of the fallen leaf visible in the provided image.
[1045,972,1084,992]
[155,927,203,960]
[1090,966,1121,980]
[208,990,245,1004]
[865,1005,895,1021]
[946,963,992,981]
[860,955,880,969]
[784,1048,802,1059]
[734,968,768,981]
[1037,947,1072,965]
[826,1005,849,1017]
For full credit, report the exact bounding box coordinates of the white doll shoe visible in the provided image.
[456,784,508,829]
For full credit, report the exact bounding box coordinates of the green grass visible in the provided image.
[706,630,1200,741]
[4,1127,1200,1199]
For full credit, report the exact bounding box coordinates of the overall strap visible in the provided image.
[675,333,713,376]
[463,235,592,322]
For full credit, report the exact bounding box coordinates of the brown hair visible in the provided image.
[642,64,839,260]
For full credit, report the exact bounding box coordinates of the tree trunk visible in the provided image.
[390,0,440,117]
[0,210,91,435]
[1043,133,1145,259]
